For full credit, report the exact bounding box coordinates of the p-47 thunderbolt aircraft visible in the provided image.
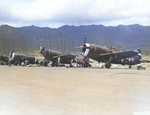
[8,49,38,66]
[80,33,141,68]
[39,47,77,67]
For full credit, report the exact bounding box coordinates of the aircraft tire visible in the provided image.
[14,61,18,66]
[25,60,29,65]
[105,62,111,69]
[83,63,88,68]
[83,62,91,68]
[44,62,48,67]
[51,63,54,67]
[51,62,57,67]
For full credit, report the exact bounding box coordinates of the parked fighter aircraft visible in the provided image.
[8,49,38,66]
[0,55,9,65]
[80,33,141,68]
[39,47,77,66]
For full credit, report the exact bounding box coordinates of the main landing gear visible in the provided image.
[105,57,112,69]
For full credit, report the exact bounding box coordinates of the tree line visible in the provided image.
[0,24,150,55]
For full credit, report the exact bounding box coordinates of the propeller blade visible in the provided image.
[40,47,45,53]
[82,33,87,52]
[84,33,87,45]
[9,49,14,58]
[11,49,14,54]
[75,46,83,48]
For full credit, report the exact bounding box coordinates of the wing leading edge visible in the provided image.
[98,50,140,61]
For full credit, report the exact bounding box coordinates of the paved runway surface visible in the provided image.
[0,65,150,115]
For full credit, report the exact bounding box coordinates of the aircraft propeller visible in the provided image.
[82,33,91,67]
[74,33,91,67]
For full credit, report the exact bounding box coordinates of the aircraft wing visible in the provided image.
[99,50,139,60]
[53,54,76,59]
[51,54,77,64]
[142,60,150,63]
[20,56,35,62]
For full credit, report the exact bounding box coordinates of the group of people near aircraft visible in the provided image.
[0,33,143,69]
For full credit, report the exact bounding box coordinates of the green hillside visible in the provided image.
[0,24,150,55]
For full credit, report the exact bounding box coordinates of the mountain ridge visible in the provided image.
[0,24,150,55]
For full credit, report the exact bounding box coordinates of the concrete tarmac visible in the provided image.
[0,65,150,115]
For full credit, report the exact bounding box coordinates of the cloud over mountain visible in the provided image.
[0,0,150,28]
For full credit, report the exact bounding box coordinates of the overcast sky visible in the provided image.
[0,0,150,28]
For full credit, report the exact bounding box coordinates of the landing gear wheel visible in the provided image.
[51,62,55,67]
[105,62,111,69]
[83,62,91,68]
[105,57,112,69]
[44,62,48,66]
[25,60,29,65]
[51,62,58,67]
